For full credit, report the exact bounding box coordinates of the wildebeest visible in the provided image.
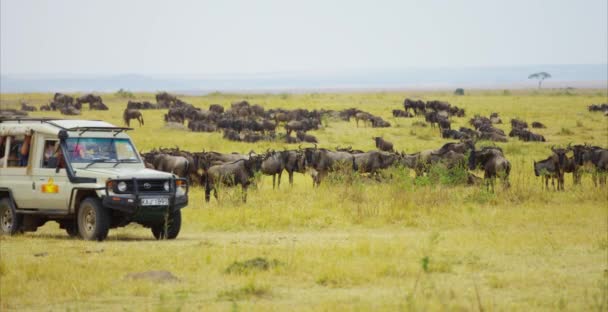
[123,109,144,127]
[156,92,178,108]
[40,104,51,111]
[403,99,426,115]
[534,156,558,190]
[76,94,107,110]
[203,155,263,202]
[20,102,37,112]
[531,121,546,128]
[511,118,528,130]
[303,147,357,186]
[468,146,511,191]
[296,131,318,143]
[142,152,190,178]
[209,104,224,114]
[353,151,398,175]
[60,105,80,115]
[571,144,608,186]
[392,109,413,118]
[51,93,74,110]
[355,112,373,127]
[442,129,467,140]
[550,146,568,191]
[370,116,390,128]
[373,137,394,152]
[285,119,319,135]
[260,151,285,189]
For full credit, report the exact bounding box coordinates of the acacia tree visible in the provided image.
[528,72,551,89]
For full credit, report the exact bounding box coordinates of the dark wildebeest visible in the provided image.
[283,149,306,186]
[285,119,318,135]
[550,146,568,191]
[260,151,285,189]
[442,129,466,140]
[76,94,105,110]
[303,147,357,186]
[392,109,413,118]
[123,109,144,127]
[571,144,608,186]
[353,151,398,176]
[203,155,264,202]
[209,104,224,114]
[373,137,394,152]
[296,131,318,143]
[20,102,37,112]
[531,121,546,128]
[511,118,528,130]
[52,93,74,110]
[142,152,190,178]
[156,92,178,108]
[370,116,390,128]
[534,156,558,190]
[60,105,80,115]
[468,146,511,192]
[355,112,373,127]
[90,101,109,110]
[435,140,475,155]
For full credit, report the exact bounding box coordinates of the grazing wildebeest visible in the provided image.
[435,140,475,155]
[353,151,398,175]
[20,102,37,112]
[392,109,413,118]
[468,146,511,192]
[355,112,373,127]
[571,144,608,186]
[285,119,319,135]
[442,129,467,140]
[203,155,263,202]
[123,109,144,127]
[52,93,74,110]
[142,152,190,178]
[370,116,391,128]
[534,156,558,190]
[60,105,80,115]
[373,137,394,152]
[90,101,109,110]
[531,121,546,128]
[76,94,106,110]
[303,147,357,186]
[296,131,318,143]
[437,116,451,133]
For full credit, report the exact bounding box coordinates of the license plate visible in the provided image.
[141,197,169,206]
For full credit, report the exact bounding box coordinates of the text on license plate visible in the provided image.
[141,197,169,206]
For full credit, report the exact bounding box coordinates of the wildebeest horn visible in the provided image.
[298,144,303,150]
[313,143,317,149]
[551,145,556,152]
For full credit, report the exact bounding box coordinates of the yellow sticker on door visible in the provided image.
[42,178,59,193]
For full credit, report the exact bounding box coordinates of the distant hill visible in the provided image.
[1,64,606,93]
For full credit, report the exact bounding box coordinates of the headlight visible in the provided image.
[117,181,128,192]
[163,181,170,191]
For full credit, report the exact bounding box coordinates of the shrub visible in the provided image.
[114,88,134,98]
[454,88,465,96]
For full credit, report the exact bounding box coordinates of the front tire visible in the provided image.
[151,209,181,240]
[77,197,110,241]
[0,197,23,235]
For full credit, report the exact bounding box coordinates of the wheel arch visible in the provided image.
[0,188,17,208]
[69,188,101,215]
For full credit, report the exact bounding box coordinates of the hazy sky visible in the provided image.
[1,0,606,75]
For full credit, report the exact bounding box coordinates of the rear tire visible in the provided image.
[0,197,23,235]
[77,197,110,241]
[151,209,181,240]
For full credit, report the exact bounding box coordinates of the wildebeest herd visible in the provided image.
[1,92,606,200]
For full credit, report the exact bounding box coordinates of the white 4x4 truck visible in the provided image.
[0,118,188,241]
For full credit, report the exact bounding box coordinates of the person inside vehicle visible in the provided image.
[45,143,65,169]
[17,133,32,166]
[42,141,57,167]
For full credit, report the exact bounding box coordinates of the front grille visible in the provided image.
[117,179,169,193]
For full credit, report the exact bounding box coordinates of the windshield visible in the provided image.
[66,138,140,164]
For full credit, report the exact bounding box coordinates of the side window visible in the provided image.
[7,136,24,167]
[41,140,59,168]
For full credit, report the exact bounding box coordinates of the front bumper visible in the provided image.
[101,177,189,216]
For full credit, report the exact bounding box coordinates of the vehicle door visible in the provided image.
[30,137,70,211]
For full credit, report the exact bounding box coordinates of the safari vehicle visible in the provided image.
[0,118,188,241]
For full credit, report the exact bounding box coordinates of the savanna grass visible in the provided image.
[0,89,607,311]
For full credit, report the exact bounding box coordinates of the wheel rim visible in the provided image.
[83,206,95,234]
[1,206,12,232]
